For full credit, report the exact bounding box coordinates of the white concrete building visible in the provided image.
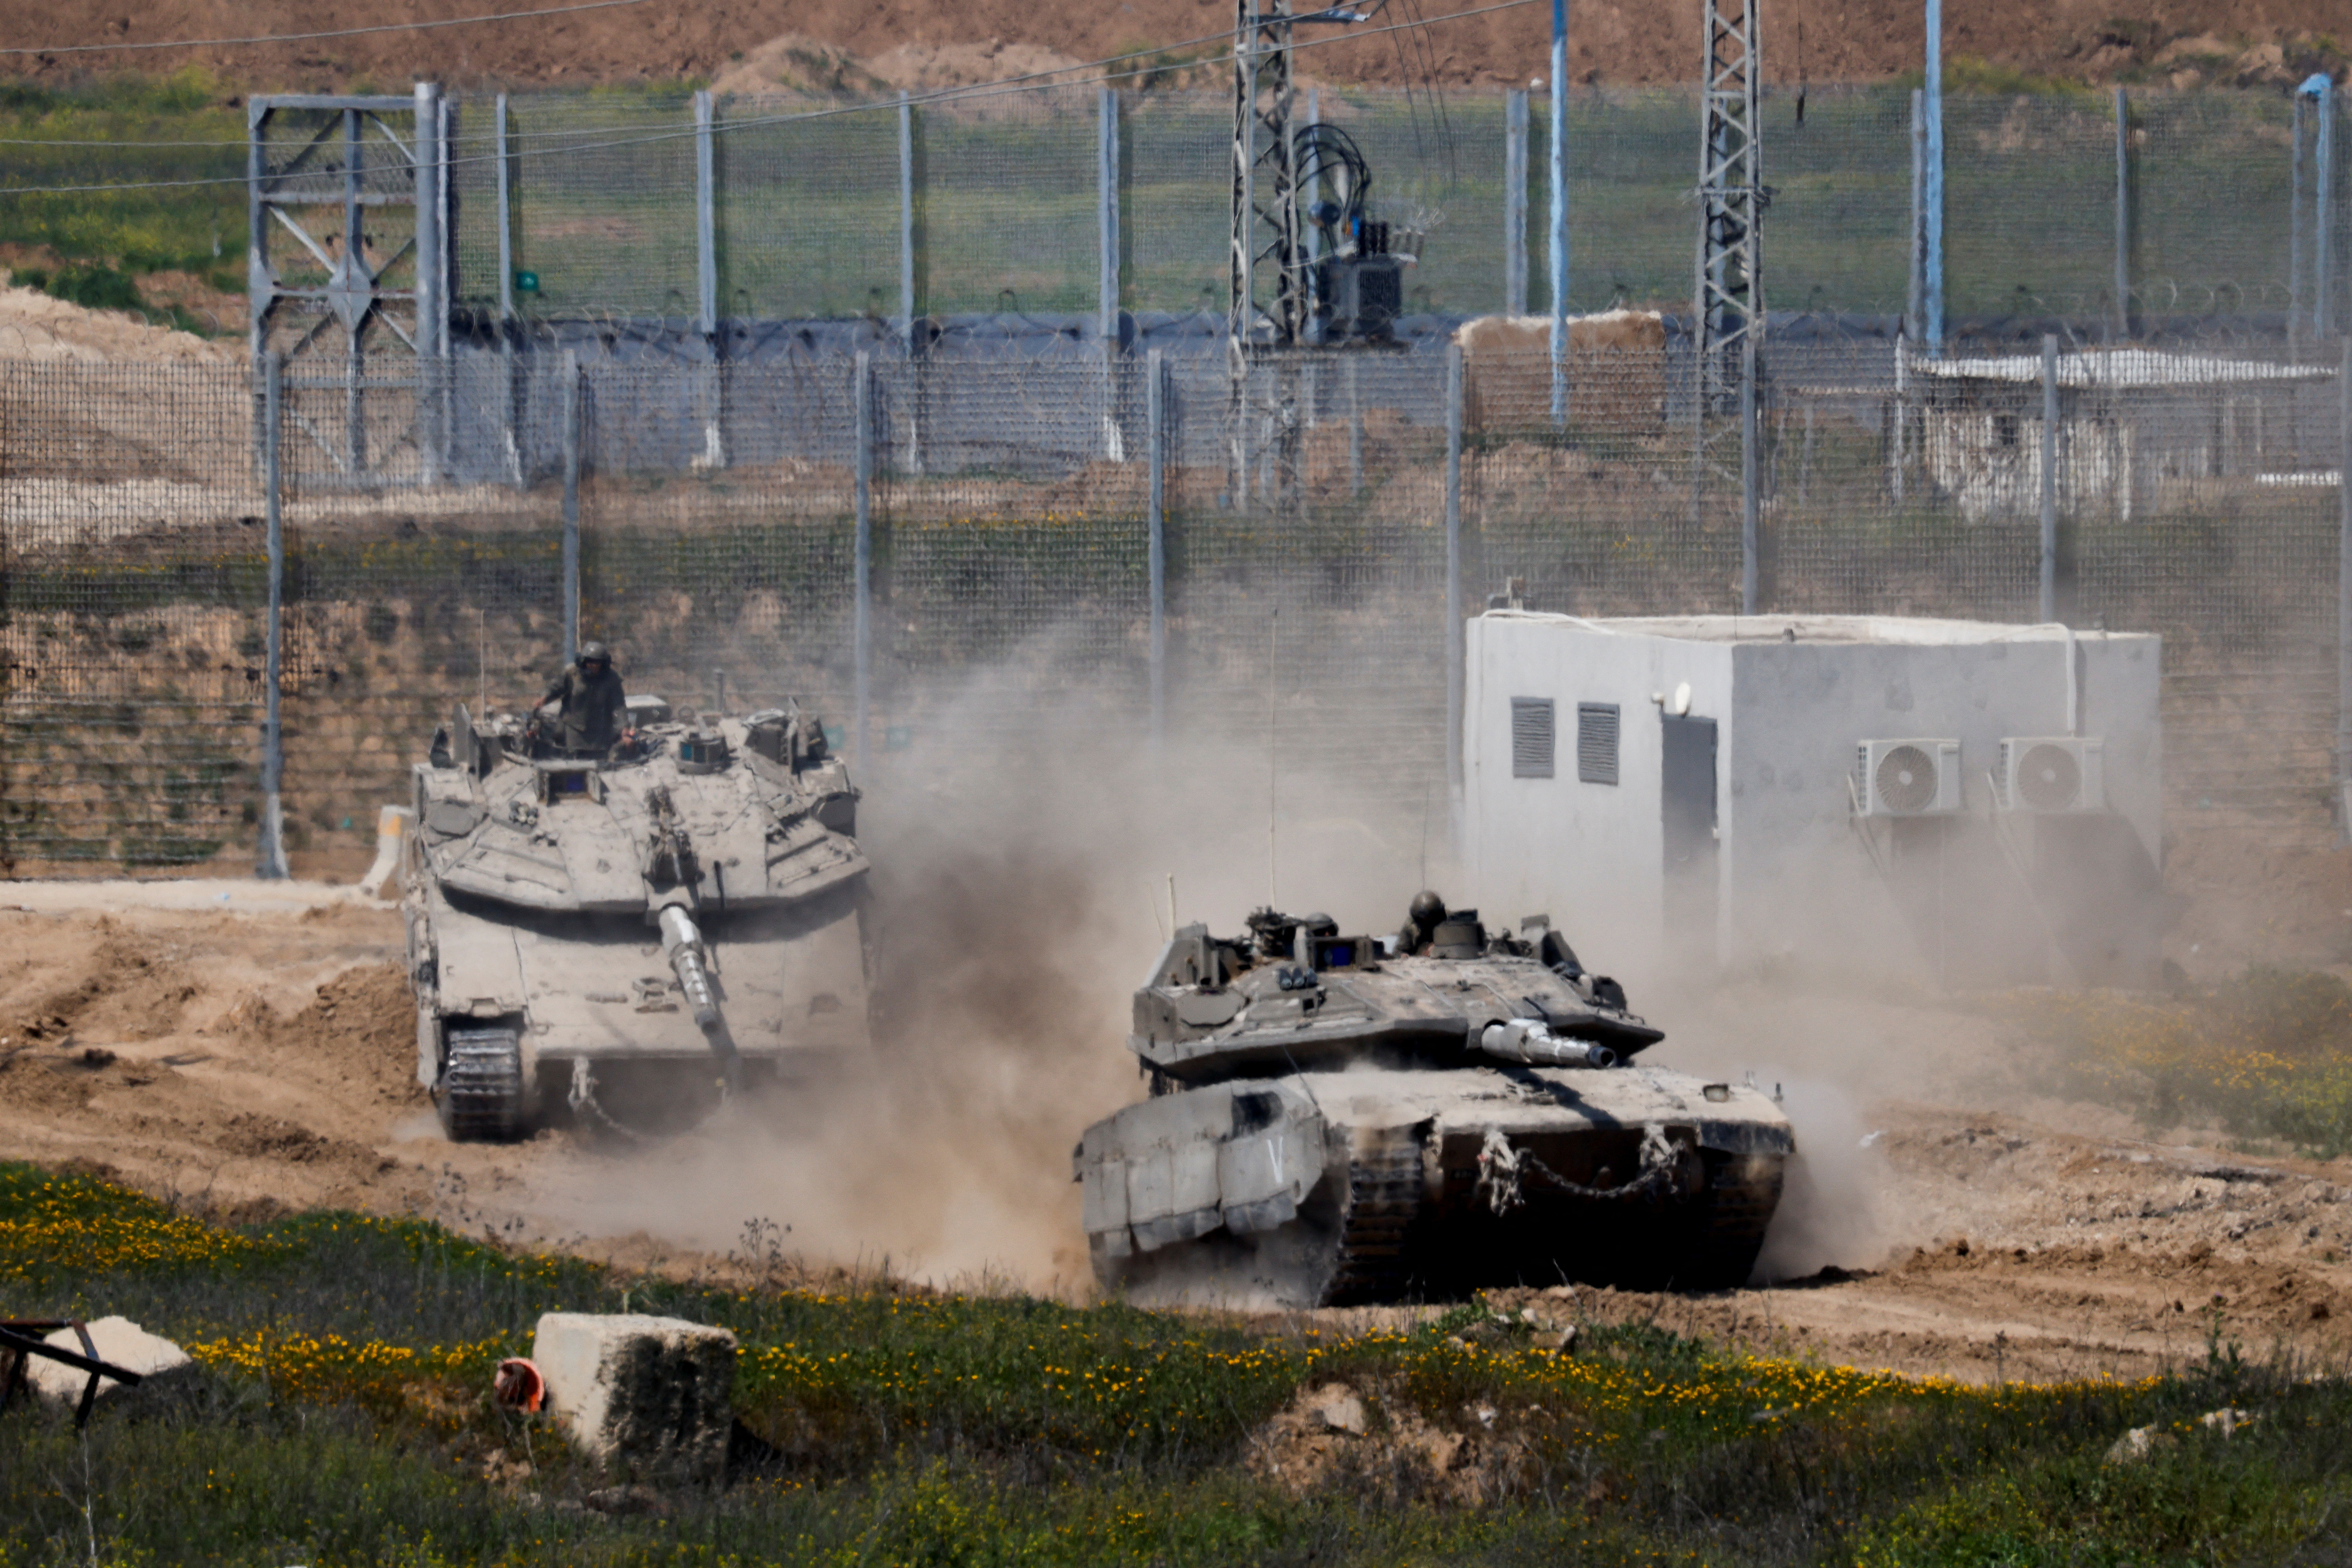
[1461,613,2164,988]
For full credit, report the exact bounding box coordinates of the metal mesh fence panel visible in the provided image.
[1162,350,1453,836]
[1768,88,1914,318]
[0,362,264,872]
[715,97,902,321]
[274,358,565,864]
[432,84,2347,336]
[1943,93,2120,321]
[1465,344,1729,614]
[577,361,864,730]
[1766,340,2040,620]
[1123,95,1229,316]
[1559,89,1696,314]
[502,93,701,321]
[2134,90,2298,323]
[1,333,2344,882]
[917,90,1098,316]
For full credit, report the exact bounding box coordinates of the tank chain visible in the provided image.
[1324,1130,1426,1306]
[1474,1123,1679,1214]
[440,1028,525,1143]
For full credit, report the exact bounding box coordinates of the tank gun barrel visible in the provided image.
[657,904,743,1092]
[1477,1018,1616,1070]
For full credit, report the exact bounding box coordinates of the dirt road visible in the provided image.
[2,880,2345,1384]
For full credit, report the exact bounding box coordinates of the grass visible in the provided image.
[0,70,245,297]
[0,1161,2350,1564]
[2019,966,2352,1160]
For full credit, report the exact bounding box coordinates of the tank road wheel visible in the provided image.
[438,1028,527,1143]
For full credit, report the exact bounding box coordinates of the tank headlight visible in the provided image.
[1702,1083,1731,1103]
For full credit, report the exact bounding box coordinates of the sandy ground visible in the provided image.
[0,281,238,366]
[3,877,2348,1385]
[0,0,2339,93]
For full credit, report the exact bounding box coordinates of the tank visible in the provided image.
[400,694,871,1141]
[1074,900,1795,1307]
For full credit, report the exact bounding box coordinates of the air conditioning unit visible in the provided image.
[1855,739,1963,816]
[1997,736,2105,814]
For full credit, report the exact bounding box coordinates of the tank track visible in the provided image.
[1322,1129,1428,1306]
[439,1027,526,1143]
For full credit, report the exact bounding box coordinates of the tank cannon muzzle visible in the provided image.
[1477,1018,1617,1070]
[657,905,724,1032]
[657,904,744,1095]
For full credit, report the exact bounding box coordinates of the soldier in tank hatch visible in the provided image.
[537,640,630,756]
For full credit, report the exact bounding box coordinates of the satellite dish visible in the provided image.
[1669,682,1693,717]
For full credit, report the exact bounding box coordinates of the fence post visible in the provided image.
[495,92,521,484]
[1445,342,1464,793]
[413,81,444,483]
[2293,93,2308,360]
[693,90,726,470]
[1740,329,1760,613]
[1907,88,1925,346]
[561,352,581,658]
[1098,86,1121,343]
[1147,348,1167,748]
[2112,87,2130,340]
[2039,334,2059,624]
[854,351,873,770]
[1923,0,1944,352]
[1504,90,1528,316]
[1548,0,1568,420]
[694,90,718,336]
[898,92,917,341]
[2318,78,2336,341]
[2338,334,2351,839]
[258,351,288,881]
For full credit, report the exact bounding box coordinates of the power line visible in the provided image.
[0,0,659,57]
[0,0,1540,193]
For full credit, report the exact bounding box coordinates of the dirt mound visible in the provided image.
[0,1,2340,92]
[0,279,237,366]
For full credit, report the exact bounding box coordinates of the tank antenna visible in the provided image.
[1167,871,1179,930]
[1267,605,1279,908]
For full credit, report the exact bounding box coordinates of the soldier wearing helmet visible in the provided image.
[1395,890,1447,957]
[538,641,630,756]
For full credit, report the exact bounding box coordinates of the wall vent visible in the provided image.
[1509,698,1555,779]
[1577,703,1620,785]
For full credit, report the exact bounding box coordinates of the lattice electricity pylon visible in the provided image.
[1691,0,1763,442]
[1230,0,1307,355]
[248,89,450,487]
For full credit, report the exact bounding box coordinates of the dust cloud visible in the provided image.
[534,673,1443,1290]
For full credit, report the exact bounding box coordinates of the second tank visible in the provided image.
[1074,895,1793,1307]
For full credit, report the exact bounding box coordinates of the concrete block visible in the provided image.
[532,1312,737,1479]
[24,1316,192,1405]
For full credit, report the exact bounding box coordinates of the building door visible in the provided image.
[1660,714,1719,966]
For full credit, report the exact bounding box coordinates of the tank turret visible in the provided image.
[1074,895,1793,1307]
[402,698,871,1140]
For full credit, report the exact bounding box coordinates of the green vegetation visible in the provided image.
[2024,966,2352,1159]
[1,1160,2349,1564]
[0,69,244,301]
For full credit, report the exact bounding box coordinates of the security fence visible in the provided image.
[1,333,2344,887]
[446,81,2346,331]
